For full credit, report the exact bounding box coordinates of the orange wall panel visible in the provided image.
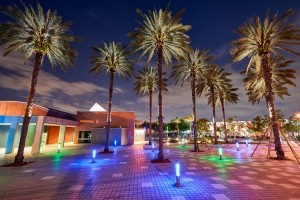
[47,126,59,144]
[0,101,48,116]
[64,127,74,142]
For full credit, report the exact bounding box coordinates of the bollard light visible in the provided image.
[91,149,97,163]
[218,147,223,160]
[152,142,154,152]
[236,142,240,151]
[57,143,61,153]
[114,140,117,147]
[175,163,181,187]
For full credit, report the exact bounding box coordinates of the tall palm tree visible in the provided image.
[134,67,167,145]
[232,9,300,159]
[128,6,190,160]
[89,42,133,152]
[197,66,229,144]
[171,49,215,151]
[0,2,77,164]
[243,56,296,139]
[215,80,239,143]
[171,117,181,136]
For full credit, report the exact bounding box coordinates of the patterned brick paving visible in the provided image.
[0,143,300,200]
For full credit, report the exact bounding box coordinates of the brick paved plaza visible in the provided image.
[0,142,300,200]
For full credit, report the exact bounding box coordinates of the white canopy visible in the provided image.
[89,103,106,111]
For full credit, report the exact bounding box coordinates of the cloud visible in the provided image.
[131,57,300,122]
[0,48,110,113]
[213,43,231,59]
[0,43,299,122]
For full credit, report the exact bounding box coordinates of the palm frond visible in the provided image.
[0,2,78,69]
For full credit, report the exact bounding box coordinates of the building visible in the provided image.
[0,101,136,155]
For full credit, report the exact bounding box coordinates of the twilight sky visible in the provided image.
[0,0,299,122]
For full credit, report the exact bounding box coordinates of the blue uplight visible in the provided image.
[93,149,96,159]
[175,163,180,177]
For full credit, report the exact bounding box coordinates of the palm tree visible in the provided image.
[243,56,296,104]
[197,66,229,144]
[243,56,296,140]
[128,6,190,160]
[89,42,133,152]
[172,49,215,151]
[134,67,167,145]
[171,117,181,136]
[232,9,300,159]
[215,81,239,143]
[0,2,77,164]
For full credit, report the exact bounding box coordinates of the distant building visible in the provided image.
[0,101,136,155]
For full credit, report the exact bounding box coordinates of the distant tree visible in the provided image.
[0,2,78,164]
[249,116,267,139]
[171,117,181,135]
[182,113,194,136]
[178,120,190,132]
[89,42,133,152]
[196,118,210,135]
[283,121,300,135]
[227,115,237,138]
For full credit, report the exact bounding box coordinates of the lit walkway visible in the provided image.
[0,143,300,200]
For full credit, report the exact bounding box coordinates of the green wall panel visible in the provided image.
[0,125,10,148]
[25,124,36,147]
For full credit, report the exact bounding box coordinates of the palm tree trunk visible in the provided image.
[148,89,153,145]
[157,44,164,160]
[211,87,218,144]
[261,53,285,159]
[14,52,43,164]
[104,70,115,152]
[191,74,199,152]
[221,99,228,143]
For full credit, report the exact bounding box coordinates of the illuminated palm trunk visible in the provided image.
[104,70,115,152]
[211,86,218,144]
[191,73,199,152]
[261,53,285,159]
[14,52,43,164]
[157,44,164,160]
[148,89,153,145]
[221,99,228,143]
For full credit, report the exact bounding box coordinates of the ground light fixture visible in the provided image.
[218,147,223,160]
[152,142,154,152]
[91,149,97,163]
[57,143,61,153]
[236,142,240,151]
[175,163,181,187]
